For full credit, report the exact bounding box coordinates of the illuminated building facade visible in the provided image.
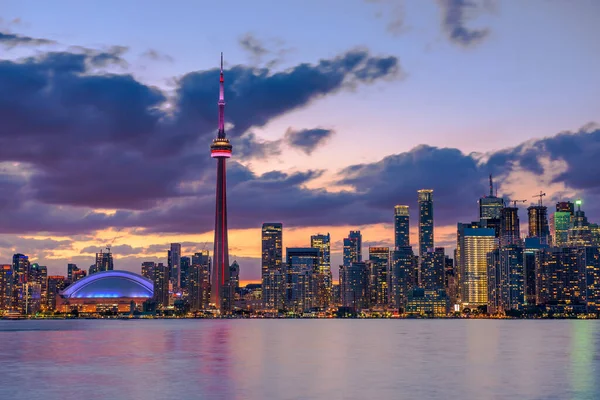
[57,270,153,313]
[210,53,233,312]
[500,206,521,246]
[528,205,550,244]
[369,247,390,307]
[94,249,114,274]
[343,230,362,266]
[390,246,415,309]
[47,276,67,311]
[180,256,190,290]
[479,175,503,237]
[583,247,600,312]
[311,233,332,308]
[535,247,585,308]
[418,190,434,259]
[420,247,445,291]
[286,247,320,312]
[189,251,211,311]
[568,200,593,246]
[458,226,496,308]
[141,262,170,309]
[487,245,524,314]
[0,265,13,311]
[394,205,410,248]
[405,288,449,317]
[168,243,181,288]
[339,261,370,311]
[262,223,284,310]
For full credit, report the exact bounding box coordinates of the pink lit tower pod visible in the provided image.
[210,53,233,312]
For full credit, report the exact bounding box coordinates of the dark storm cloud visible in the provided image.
[0,31,55,48]
[0,44,401,234]
[284,128,335,155]
[437,0,491,47]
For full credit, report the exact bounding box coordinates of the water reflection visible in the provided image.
[0,320,599,400]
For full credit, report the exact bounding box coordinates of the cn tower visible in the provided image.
[210,53,233,311]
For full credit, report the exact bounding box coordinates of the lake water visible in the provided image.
[0,319,599,400]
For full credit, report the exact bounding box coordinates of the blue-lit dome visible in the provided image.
[60,270,154,299]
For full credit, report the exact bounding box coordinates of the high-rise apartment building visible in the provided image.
[528,205,550,244]
[286,247,320,313]
[180,256,190,290]
[261,223,284,310]
[418,190,434,259]
[46,276,66,311]
[343,231,362,266]
[394,205,410,249]
[535,247,585,307]
[339,262,370,311]
[311,233,332,308]
[479,175,503,237]
[369,247,390,307]
[0,265,13,310]
[95,249,114,274]
[420,247,445,291]
[568,200,593,246]
[487,245,524,314]
[168,243,182,288]
[189,251,211,311]
[457,224,496,308]
[390,246,415,309]
[500,206,521,246]
[141,262,169,309]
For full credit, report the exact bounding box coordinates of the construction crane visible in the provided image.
[506,199,527,208]
[105,232,124,253]
[532,191,546,207]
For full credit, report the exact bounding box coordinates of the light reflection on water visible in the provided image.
[0,320,598,400]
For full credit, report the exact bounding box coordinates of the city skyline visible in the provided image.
[0,1,599,283]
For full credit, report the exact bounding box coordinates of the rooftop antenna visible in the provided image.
[489,174,493,197]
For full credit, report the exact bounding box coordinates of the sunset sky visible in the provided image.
[0,0,599,282]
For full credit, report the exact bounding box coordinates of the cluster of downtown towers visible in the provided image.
[261,182,600,316]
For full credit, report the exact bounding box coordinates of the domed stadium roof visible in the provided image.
[60,270,154,299]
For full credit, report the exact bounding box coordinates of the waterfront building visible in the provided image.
[487,245,525,314]
[457,224,496,309]
[369,247,390,307]
[418,190,434,259]
[535,247,586,310]
[405,288,449,317]
[57,270,153,313]
[311,233,332,308]
[210,53,233,312]
[262,223,284,310]
[47,276,67,311]
[523,237,548,305]
[339,261,370,311]
[180,256,191,290]
[189,251,211,311]
[0,265,13,311]
[390,246,415,309]
[285,247,320,313]
[583,247,600,312]
[141,262,170,309]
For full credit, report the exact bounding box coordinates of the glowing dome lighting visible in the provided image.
[61,270,154,299]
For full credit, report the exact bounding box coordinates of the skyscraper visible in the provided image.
[210,53,233,312]
[369,247,390,307]
[142,262,170,309]
[262,223,284,310]
[457,224,496,308]
[343,231,362,266]
[95,249,113,274]
[487,245,524,314]
[528,205,550,244]
[420,247,445,291]
[568,200,593,246]
[394,205,410,248]
[286,247,320,313]
[0,265,13,310]
[168,243,181,288]
[418,190,434,259]
[339,262,370,311]
[180,256,191,290]
[479,175,504,220]
[500,206,521,246]
[189,251,211,311]
[311,233,332,308]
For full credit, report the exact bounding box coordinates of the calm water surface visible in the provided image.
[0,319,599,400]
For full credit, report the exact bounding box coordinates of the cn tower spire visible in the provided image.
[218,52,225,138]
